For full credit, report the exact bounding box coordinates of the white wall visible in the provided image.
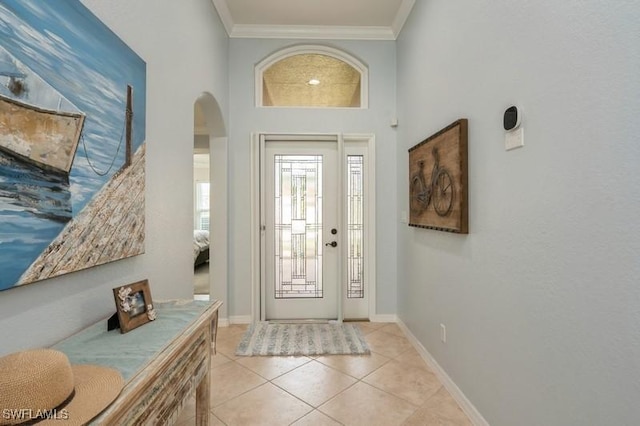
[228,39,397,318]
[396,1,640,425]
[0,0,229,356]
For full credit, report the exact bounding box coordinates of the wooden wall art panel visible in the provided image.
[408,119,468,233]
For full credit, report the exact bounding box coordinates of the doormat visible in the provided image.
[235,322,370,356]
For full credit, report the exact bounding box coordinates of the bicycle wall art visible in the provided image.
[408,119,468,233]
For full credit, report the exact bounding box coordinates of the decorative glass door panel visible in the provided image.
[265,141,338,320]
[342,145,369,320]
[274,155,323,299]
[347,155,364,299]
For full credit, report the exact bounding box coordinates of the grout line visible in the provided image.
[209,322,446,425]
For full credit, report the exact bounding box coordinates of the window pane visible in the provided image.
[199,212,210,231]
[197,182,210,209]
[196,182,210,231]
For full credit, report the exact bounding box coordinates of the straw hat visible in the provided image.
[0,349,124,426]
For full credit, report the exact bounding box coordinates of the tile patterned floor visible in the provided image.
[175,322,472,426]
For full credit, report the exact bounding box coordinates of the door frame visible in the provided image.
[250,133,376,322]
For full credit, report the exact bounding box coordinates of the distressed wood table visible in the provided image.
[53,299,222,425]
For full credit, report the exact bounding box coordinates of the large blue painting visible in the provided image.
[0,0,146,291]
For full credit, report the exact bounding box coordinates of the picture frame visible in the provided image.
[112,279,157,333]
[408,119,468,233]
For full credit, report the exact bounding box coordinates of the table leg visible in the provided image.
[195,371,210,426]
[211,311,219,354]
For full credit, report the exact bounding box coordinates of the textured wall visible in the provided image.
[396,1,640,424]
[0,0,229,356]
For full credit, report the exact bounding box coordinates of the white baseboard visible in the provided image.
[370,314,398,323]
[223,315,396,324]
[397,320,490,426]
[229,315,252,325]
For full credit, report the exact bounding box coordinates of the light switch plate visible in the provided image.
[505,127,524,151]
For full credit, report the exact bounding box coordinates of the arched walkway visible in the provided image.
[194,93,228,321]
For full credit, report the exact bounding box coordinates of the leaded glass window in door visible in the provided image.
[274,155,323,298]
[347,156,364,298]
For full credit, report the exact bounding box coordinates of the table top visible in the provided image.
[53,299,220,381]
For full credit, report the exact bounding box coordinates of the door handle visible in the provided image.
[325,241,337,247]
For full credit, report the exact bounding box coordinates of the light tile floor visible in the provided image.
[176,322,472,426]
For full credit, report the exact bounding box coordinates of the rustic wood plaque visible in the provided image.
[408,119,468,233]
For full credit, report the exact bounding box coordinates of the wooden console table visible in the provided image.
[53,299,222,425]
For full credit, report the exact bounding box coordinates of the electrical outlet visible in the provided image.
[440,324,446,343]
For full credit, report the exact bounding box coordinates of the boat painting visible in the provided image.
[0,0,146,292]
[0,148,73,223]
[0,93,85,176]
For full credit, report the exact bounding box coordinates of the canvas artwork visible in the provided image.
[0,1,146,291]
[409,119,468,233]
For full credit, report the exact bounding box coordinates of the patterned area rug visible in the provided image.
[235,322,370,356]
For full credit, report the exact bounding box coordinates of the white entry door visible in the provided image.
[264,139,339,320]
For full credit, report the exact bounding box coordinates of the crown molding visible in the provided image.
[392,0,416,39]
[230,24,396,41]
[210,0,234,35]
[212,0,415,40]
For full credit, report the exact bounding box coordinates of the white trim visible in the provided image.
[370,314,398,323]
[218,318,230,327]
[211,0,415,41]
[391,0,416,39]
[210,0,234,35]
[210,136,228,320]
[231,24,395,41]
[397,320,490,426]
[229,315,253,325]
[337,134,345,322]
[251,133,262,322]
[255,44,369,109]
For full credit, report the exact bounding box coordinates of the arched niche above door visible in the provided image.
[256,45,368,108]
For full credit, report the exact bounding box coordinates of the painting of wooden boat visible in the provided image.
[0,149,72,223]
[0,93,85,176]
[0,1,146,292]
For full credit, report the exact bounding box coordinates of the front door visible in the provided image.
[264,139,339,320]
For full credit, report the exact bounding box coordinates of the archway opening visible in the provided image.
[193,93,228,321]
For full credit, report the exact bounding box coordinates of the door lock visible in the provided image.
[325,241,337,247]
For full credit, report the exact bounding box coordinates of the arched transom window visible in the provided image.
[256,46,368,108]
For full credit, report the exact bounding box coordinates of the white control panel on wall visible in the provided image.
[503,105,524,151]
[505,127,524,151]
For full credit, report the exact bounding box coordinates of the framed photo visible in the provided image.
[409,119,468,233]
[112,279,157,333]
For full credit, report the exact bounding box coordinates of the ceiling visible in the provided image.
[211,0,416,40]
